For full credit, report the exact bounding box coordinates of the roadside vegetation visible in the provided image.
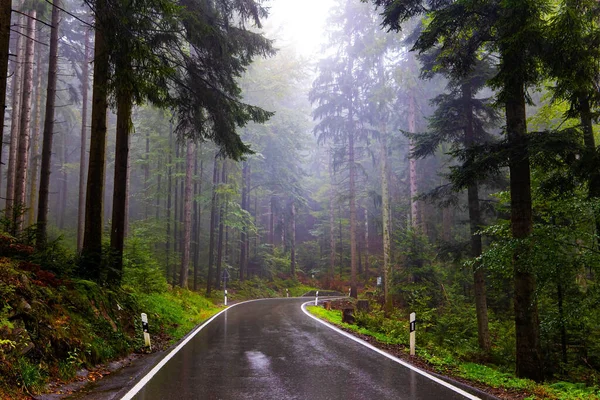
[307,304,600,400]
[0,232,314,399]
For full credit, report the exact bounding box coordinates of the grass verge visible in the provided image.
[306,306,600,400]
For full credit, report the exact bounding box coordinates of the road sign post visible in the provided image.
[141,313,151,350]
[315,290,319,306]
[409,312,416,356]
[222,269,230,306]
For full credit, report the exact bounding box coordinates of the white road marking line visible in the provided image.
[120,297,307,399]
[301,302,481,400]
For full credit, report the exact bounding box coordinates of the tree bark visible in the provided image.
[77,28,91,252]
[328,152,336,287]
[206,155,219,295]
[173,143,180,286]
[109,73,132,285]
[290,201,296,276]
[216,160,227,290]
[166,125,173,284]
[6,14,25,222]
[349,127,358,298]
[36,1,60,249]
[58,130,67,230]
[239,161,248,281]
[179,140,194,288]
[27,48,43,227]
[0,0,12,193]
[380,134,392,315]
[192,153,201,291]
[505,65,543,381]
[408,92,420,230]
[463,82,491,353]
[81,0,109,273]
[13,10,36,233]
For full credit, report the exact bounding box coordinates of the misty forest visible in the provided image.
[1,0,600,398]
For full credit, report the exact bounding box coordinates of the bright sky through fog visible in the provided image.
[267,0,336,56]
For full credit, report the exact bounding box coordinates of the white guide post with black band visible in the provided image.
[315,291,319,306]
[286,288,289,298]
[141,313,151,349]
[409,312,416,356]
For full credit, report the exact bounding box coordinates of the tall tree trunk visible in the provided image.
[166,125,173,284]
[13,10,36,232]
[269,196,275,246]
[81,0,109,273]
[408,92,420,230]
[58,131,67,230]
[36,1,60,249]
[349,128,358,298]
[239,161,248,281]
[206,155,219,295]
[77,28,91,252]
[179,140,194,288]
[463,82,491,353]
[173,143,180,285]
[216,160,226,290]
[290,201,296,276]
[442,206,453,242]
[0,0,12,193]
[327,151,336,286]
[380,134,392,315]
[505,61,542,381]
[27,48,43,227]
[364,207,369,277]
[109,74,132,285]
[6,14,24,222]
[192,155,202,291]
[144,131,150,219]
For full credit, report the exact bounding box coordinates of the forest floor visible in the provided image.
[307,300,600,400]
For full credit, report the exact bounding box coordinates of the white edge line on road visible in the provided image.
[301,302,481,400]
[120,298,276,400]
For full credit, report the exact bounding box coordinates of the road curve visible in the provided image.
[124,298,477,400]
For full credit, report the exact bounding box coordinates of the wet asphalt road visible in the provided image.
[128,298,473,400]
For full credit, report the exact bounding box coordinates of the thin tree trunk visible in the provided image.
[380,134,392,315]
[216,160,226,290]
[239,161,248,281]
[290,201,296,276]
[173,143,179,286]
[180,140,194,288]
[349,127,358,298]
[81,0,109,272]
[206,155,219,295]
[166,125,173,283]
[463,82,491,353]
[36,1,60,249]
[328,152,335,286]
[27,45,43,227]
[364,207,369,277]
[13,10,36,232]
[77,28,90,252]
[109,76,132,285]
[144,131,150,219]
[505,65,542,381]
[0,0,12,194]
[269,196,275,246]
[58,131,67,230]
[579,93,600,237]
[408,92,420,230]
[6,14,25,222]
[192,155,202,291]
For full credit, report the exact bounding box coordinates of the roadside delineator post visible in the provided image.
[141,313,151,350]
[286,289,289,298]
[409,312,416,356]
[315,290,319,306]
[348,288,351,297]
[224,289,228,306]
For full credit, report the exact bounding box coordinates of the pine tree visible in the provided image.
[368,0,551,380]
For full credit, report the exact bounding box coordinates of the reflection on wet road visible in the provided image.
[130,298,476,400]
